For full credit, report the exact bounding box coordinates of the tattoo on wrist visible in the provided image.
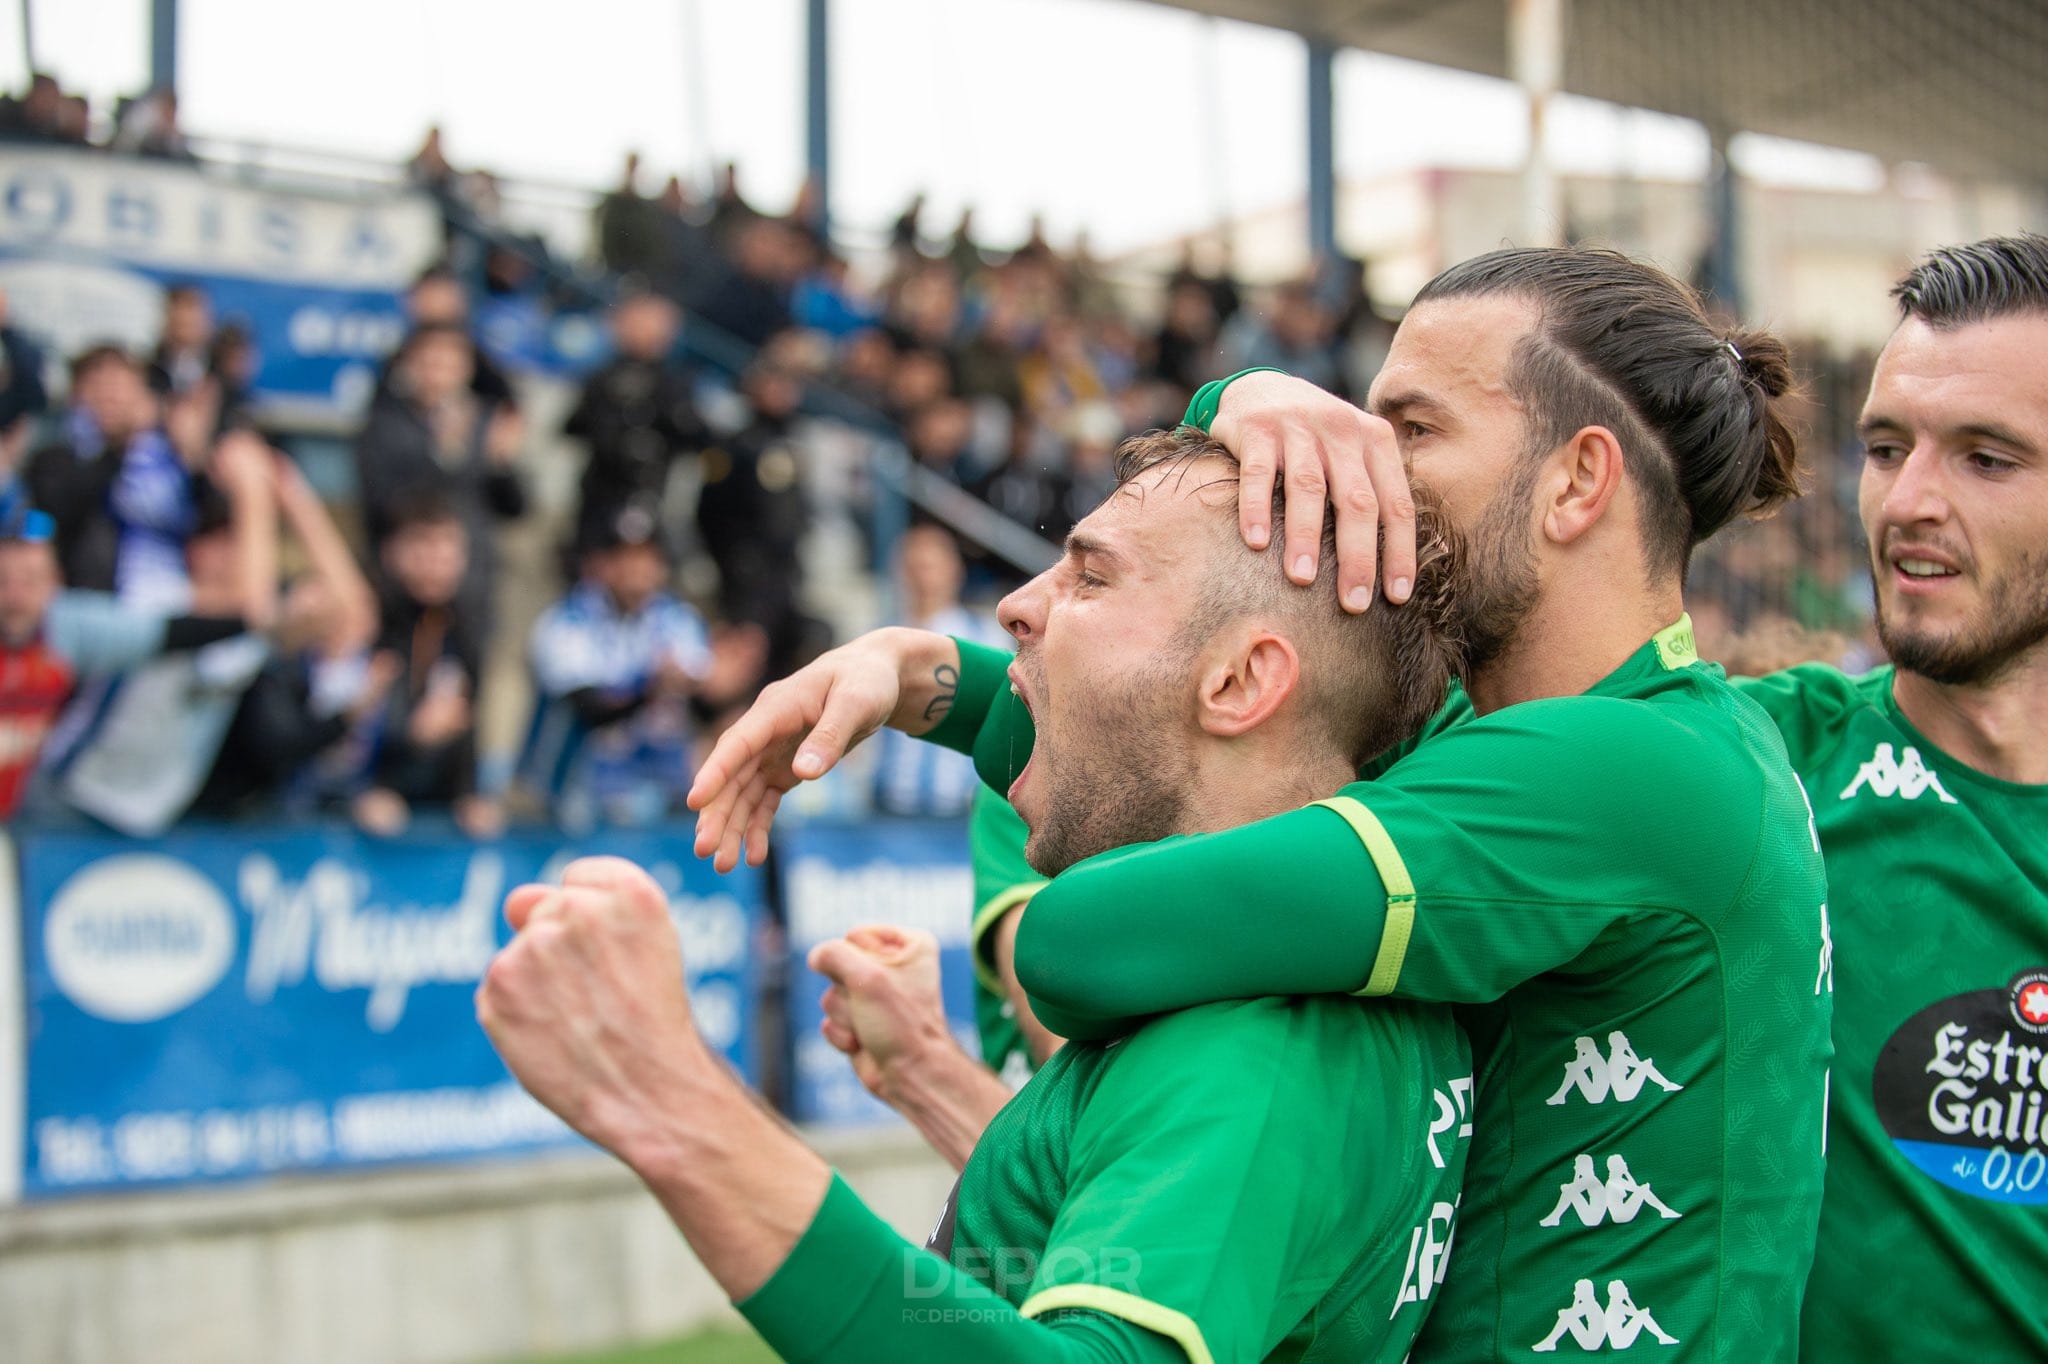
[923,663,958,722]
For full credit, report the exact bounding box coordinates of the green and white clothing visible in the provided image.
[1738,664,2048,1360]
[927,620,1834,1360]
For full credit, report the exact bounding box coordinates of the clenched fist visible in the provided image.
[477,856,704,1164]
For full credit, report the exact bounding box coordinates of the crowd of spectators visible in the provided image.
[0,117,1888,838]
[0,73,194,158]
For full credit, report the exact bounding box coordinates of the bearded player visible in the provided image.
[1727,235,2048,1359]
[480,429,1476,1362]
[692,247,1833,1360]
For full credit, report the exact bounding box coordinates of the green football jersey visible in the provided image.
[1737,663,2048,1360]
[944,996,1472,1362]
[968,786,1046,1080]
[933,620,1834,1360]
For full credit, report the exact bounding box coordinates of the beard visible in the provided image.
[1022,650,1197,877]
[1456,459,1544,671]
[1875,544,2048,687]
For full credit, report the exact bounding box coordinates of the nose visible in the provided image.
[1877,444,1951,530]
[998,567,1053,646]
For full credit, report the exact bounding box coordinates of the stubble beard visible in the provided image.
[1458,462,1544,672]
[1876,544,2048,688]
[1023,654,1196,877]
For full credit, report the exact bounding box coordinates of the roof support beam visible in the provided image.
[805,0,832,236]
[150,0,179,96]
[1307,38,1337,262]
[1509,0,1564,246]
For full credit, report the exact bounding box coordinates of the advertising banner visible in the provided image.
[779,819,983,1126]
[14,822,760,1199]
[0,147,440,424]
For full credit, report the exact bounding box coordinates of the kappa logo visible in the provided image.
[1840,742,1957,805]
[1539,1153,1682,1228]
[1427,1076,1474,1168]
[1391,1197,1458,1319]
[1545,1032,1684,1107]
[1533,1279,1679,1352]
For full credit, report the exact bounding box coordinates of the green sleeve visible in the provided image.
[1180,367,1288,432]
[736,1174,1186,1363]
[1014,807,1388,1041]
[1027,1000,1447,1361]
[922,637,1013,755]
[1015,697,1759,1037]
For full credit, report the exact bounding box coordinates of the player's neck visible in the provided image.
[1891,654,2048,785]
[1467,579,1684,715]
[1182,741,1354,833]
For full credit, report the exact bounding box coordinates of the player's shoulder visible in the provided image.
[1114,997,1460,1090]
[1408,686,1750,790]
[1729,661,1890,756]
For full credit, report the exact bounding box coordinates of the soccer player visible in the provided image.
[691,247,1833,1360]
[481,430,1475,1362]
[1731,236,2048,1358]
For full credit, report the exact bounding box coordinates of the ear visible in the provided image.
[1541,425,1626,546]
[1196,630,1301,738]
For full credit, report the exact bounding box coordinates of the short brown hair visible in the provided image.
[1112,427,1468,768]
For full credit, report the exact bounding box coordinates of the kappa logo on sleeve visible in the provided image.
[1545,1033,1685,1107]
[1539,1153,1683,1228]
[1840,742,1958,804]
[1531,1279,1679,1352]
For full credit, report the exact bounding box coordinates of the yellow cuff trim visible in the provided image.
[1311,796,1416,997]
[968,882,1046,994]
[1653,613,1699,670]
[1019,1284,1214,1364]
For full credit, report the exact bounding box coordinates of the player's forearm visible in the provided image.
[737,1174,1179,1363]
[874,1038,1014,1171]
[1015,804,1388,1040]
[879,628,975,739]
[614,1047,834,1300]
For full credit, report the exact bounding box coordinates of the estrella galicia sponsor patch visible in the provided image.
[1874,984,2048,1205]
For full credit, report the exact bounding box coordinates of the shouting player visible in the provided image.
[691,247,1834,1360]
[480,429,1475,1361]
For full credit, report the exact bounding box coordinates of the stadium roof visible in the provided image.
[1146,0,2048,185]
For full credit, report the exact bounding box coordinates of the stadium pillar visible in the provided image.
[150,0,178,95]
[805,0,832,237]
[1509,0,1565,246]
[1306,40,1337,263]
[1704,125,1744,316]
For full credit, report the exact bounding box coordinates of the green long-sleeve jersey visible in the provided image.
[926,620,1833,1361]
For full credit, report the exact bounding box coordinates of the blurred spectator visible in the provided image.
[354,494,499,839]
[353,323,526,617]
[192,456,384,818]
[21,346,207,608]
[0,289,50,480]
[697,341,826,679]
[654,174,720,308]
[0,73,64,142]
[906,397,976,482]
[946,208,983,280]
[148,283,214,397]
[1151,276,1221,394]
[889,192,927,254]
[596,151,671,284]
[695,217,801,348]
[706,161,759,249]
[1219,280,1343,395]
[522,506,711,829]
[377,265,520,412]
[562,288,706,553]
[111,88,193,160]
[794,251,879,339]
[0,506,247,820]
[42,437,278,833]
[870,525,1002,816]
[406,124,457,194]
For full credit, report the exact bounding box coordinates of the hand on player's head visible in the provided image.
[1211,370,1418,612]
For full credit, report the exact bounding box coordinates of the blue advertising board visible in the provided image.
[779,819,983,1126]
[14,822,761,1199]
[0,147,440,425]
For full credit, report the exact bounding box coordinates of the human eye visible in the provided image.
[1860,441,1905,466]
[1966,449,2019,475]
